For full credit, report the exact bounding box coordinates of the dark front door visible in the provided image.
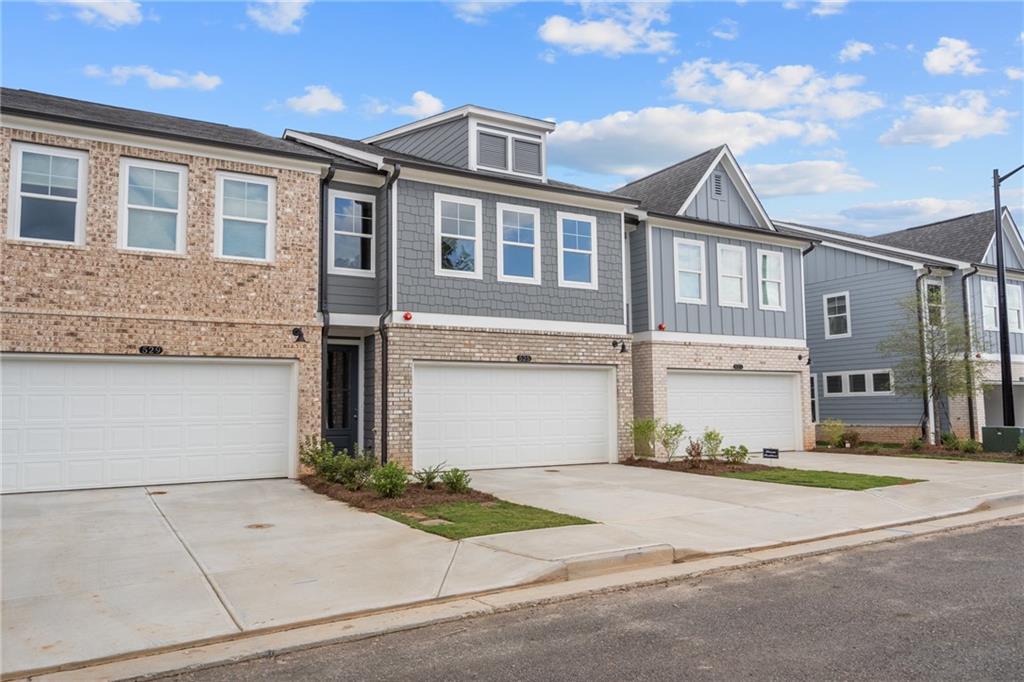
[325,344,359,454]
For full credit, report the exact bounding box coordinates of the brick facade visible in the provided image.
[0,126,324,454]
[371,323,634,470]
[815,423,922,444]
[632,339,815,450]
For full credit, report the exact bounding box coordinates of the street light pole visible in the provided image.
[993,163,1024,427]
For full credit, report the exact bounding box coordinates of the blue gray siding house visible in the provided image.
[781,207,1024,444]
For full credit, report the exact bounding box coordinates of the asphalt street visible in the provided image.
[163,519,1024,682]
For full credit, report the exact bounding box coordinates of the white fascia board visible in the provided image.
[649,217,806,250]
[776,221,969,268]
[676,146,774,231]
[389,311,626,336]
[283,130,385,170]
[821,240,927,269]
[363,105,555,144]
[7,116,327,174]
[632,330,808,349]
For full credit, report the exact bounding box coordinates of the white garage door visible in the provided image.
[1,355,296,493]
[667,371,801,452]
[413,363,615,470]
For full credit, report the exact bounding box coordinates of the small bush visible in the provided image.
[722,445,750,464]
[862,444,883,455]
[840,430,862,448]
[940,432,961,450]
[821,419,846,448]
[370,462,408,498]
[1016,435,1024,457]
[299,436,377,490]
[959,439,982,454]
[413,462,444,489]
[907,437,924,450]
[299,435,338,477]
[701,429,724,462]
[658,422,687,462]
[441,468,472,494]
[685,438,704,468]
[630,418,661,458]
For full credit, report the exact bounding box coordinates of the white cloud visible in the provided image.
[928,165,944,172]
[394,91,445,118]
[539,49,558,64]
[538,3,675,57]
[923,37,985,75]
[285,85,344,114]
[782,1,800,9]
[667,59,883,120]
[447,1,516,25]
[811,1,847,17]
[838,40,874,63]
[745,160,874,197]
[246,0,310,34]
[711,18,738,41]
[880,90,1012,148]
[840,198,976,224]
[83,64,222,90]
[548,105,827,180]
[1006,67,1024,81]
[52,1,142,29]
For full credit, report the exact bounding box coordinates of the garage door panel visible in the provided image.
[413,363,613,470]
[667,371,799,452]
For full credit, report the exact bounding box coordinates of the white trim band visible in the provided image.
[632,330,807,348]
[391,311,626,336]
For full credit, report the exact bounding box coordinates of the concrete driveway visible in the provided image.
[1,480,558,677]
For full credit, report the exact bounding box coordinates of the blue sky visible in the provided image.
[2,1,1022,234]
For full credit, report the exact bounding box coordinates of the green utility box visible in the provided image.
[981,426,1024,452]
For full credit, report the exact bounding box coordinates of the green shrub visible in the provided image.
[840,430,862,448]
[722,445,749,464]
[821,419,846,448]
[1016,435,1024,457]
[701,429,724,462]
[658,422,687,461]
[413,462,445,489]
[299,437,377,490]
[685,438,704,468]
[299,435,338,477]
[370,462,408,498]
[959,439,982,454]
[862,444,883,454]
[940,432,961,450]
[907,437,924,450]
[441,468,472,494]
[630,418,661,458]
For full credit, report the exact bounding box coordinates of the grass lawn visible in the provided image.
[815,442,1024,464]
[380,500,592,540]
[720,468,922,491]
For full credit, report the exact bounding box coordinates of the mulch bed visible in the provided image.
[815,446,1024,464]
[300,475,498,512]
[624,457,774,476]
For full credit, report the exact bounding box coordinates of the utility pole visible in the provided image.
[993,164,1024,426]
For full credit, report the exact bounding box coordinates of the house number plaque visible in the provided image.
[138,345,164,355]
[516,354,532,363]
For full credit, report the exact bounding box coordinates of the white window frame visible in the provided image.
[214,171,276,263]
[434,193,483,280]
[1009,284,1024,333]
[716,243,748,309]
[757,248,786,312]
[556,210,598,291]
[924,277,945,326]
[982,280,1023,333]
[496,202,541,285]
[469,120,547,181]
[7,141,89,246]
[327,189,376,278]
[117,157,188,255]
[673,237,706,305]
[822,369,894,397]
[823,291,852,340]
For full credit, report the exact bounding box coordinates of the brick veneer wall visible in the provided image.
[373,324,634,469]
[815,423,921,444]
[633,339,815,450]
[0,127,324,452]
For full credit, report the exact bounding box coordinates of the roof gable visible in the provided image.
[869,209,1000,263]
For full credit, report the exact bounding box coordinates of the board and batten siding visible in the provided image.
[395,179,624,324]
[375,118,469,169]
[969,274,1024,356]
[682,163,758,228]
[981,233,1024,269]
[323,180,388,317]
[629,226,649,332]
[647,225,804,339]
[804,245,924,426]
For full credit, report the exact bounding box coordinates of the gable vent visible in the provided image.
[712,172,724,198]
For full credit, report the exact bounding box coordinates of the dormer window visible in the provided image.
[473,123,546,180]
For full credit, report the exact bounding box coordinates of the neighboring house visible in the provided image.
[283,106,637,471]
[0,89,332,492]
[618,146,816,453]
[780,208,1024,444]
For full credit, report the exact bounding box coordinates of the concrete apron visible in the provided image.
[19,510,1024,682]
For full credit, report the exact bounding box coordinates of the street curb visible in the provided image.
[17,506,1022,682]
[562,543,676,579]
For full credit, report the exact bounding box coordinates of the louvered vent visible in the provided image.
[712,172,724,197]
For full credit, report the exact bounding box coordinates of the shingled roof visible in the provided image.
[1,88,331,162]
[613,146,725,215]
[869,209,999,263]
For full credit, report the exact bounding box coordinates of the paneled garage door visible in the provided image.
[1,355,296,492]
[413,363,615,470]
[667,371,801,452]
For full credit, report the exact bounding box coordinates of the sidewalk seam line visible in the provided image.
[436,542,461,599]
[144,487,245,633]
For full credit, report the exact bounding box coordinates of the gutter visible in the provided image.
[378,163,402,464]
[961,266,980,439]
[915,266,934,443]
[802,240,818,257]
[318,166,336,439]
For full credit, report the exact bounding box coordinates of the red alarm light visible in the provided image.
[403,312,413,321]
[658,322,666,331]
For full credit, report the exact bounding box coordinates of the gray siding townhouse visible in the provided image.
[619,146,816,452]
[781,208,1024,444]
[284,106,637,471]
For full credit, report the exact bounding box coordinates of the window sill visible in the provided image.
[116,248,188,260]
[3,237,86,251]
[214,256,276,267]
[435,268,483,280]
[329,268,376,278]
[675,298,707,305]
[719,301,749,309]
[824,334,852,340]
[497,275,542,286]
